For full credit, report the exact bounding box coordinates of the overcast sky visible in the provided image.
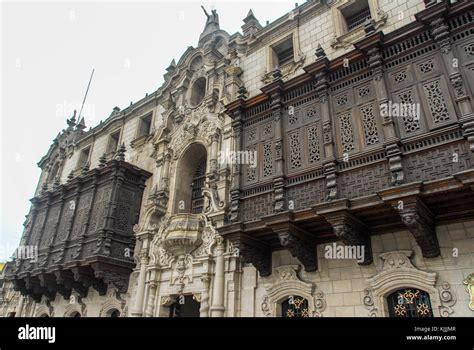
[0,0,297,261]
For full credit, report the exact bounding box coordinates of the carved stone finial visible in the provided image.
[67,171,74,182]
[76,117,86,131]
[98,153,107,168]
[53,175,61,188]
[67,110,77,128]
[116,143,126,161]
[237,85,248,100]
[81,162,90,175]
[315,44,326,58]
[272,67,282,81]
[364,18,375,35]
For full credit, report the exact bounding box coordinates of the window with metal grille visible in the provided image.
[387,288,433,317]
[281,296,310,318]
[346,6,371,31]
[190,157,206,214]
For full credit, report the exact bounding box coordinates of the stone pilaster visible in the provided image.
[210,236,225,317]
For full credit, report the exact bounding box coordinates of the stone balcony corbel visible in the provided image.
[316,199,373,265]
[270,222,317,272]
[221,225,272,277]
[453,169,474,192]
[378,183,440,258]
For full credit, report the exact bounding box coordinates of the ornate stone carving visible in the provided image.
[162,214,205,256]
[202,183,226,214]
[272,223,317,272]
[366,250,444,317]
[232,237,271,277]
[160,295,176,306]
[463,273,474,311]
[320,208,373,265]
[261,265,325,317]
[438,282,456,317]
[363,288,378,317]
[397,197,439,258]
[171,254,193,287]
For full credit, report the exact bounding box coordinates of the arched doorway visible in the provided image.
[174,143,207,214]
[70,311,81,318]
[107,309,120,318]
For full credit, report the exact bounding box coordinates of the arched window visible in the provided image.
[387,288,433,317]
[190,77,206,106]
[48,162,60,183]
[174,143,207,214]
[191,157,206,213]
[281,296,310,318]
[107,309,120,318]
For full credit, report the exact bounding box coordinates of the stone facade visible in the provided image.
[1,0,474,318]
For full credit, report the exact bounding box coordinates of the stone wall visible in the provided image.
[236,220,474,317]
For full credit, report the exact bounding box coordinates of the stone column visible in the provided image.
[209,132,220,176]
[145,281,157,317]
[15,295,25,317]
[210,236,225,317]
[199,274,211,317]
[160,151,171,191]
[130,235,150,317]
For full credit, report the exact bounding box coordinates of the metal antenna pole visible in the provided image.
[78,68,95,120]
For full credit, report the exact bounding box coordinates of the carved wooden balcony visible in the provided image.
[7,159,152,302]
[219,2,474,277]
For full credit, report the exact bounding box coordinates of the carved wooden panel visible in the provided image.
[391,86,427,138]
[288,130,302,171]
[241,192,274,222]
[338,162,390,199]
[286,179,325,210]
[284,99,324,173]
[28,209,47,246]
[114,188,135,233]
[244,146,258,185]
[71,191,93,239]
[263,141,273,178]
[404,141,472,183]
[455,39,474,102]
[40,204,61,248]
[359,102,381,147]
[419,76,457,128]
[87,186,112,235]
[336,111,357,155]
[55,197,75,242]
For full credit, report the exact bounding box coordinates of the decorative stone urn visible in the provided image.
[162,214,205,256]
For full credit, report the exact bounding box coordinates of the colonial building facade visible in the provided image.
[1,0,473,318]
